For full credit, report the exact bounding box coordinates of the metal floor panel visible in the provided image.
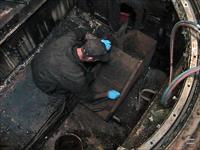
[0,66,64,149]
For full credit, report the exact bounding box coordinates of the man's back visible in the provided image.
[31,32,86,95]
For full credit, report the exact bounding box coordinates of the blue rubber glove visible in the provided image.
[107,90,120,100]
[101,39,112,51]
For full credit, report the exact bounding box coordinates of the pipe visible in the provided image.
[169,20,200,85]
[161,66,200,107]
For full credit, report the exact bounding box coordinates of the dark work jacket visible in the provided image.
[31,32,94,101]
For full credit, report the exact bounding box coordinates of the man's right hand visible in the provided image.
[107,90,120,100]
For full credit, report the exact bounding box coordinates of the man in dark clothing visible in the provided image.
[31,30,114,102]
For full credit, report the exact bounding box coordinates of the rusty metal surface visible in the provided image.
[43,104,126,150]
[105,57,142,121]
[94,48,142,92]
[86,30,156,121]
[119,30,156,59]
[42,68,166,150]
[93,48,142,120]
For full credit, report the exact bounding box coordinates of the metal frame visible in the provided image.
[167,88,200,149]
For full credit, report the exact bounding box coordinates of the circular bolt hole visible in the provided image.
[194,55,197,58]
[185,3,188,7]
[188,84,191,87]
[55,133,83,150]
[150,141,153,145]
[173,114,176,117]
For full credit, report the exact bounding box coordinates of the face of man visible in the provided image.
[76,48,95,62]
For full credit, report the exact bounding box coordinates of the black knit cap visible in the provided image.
[82,39,111,62]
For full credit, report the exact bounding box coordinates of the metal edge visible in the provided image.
[167,81,200,149]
